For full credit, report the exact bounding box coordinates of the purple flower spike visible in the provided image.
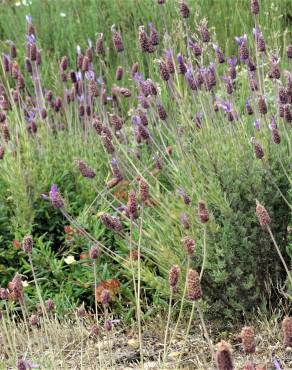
[177,54,184,63]
[49,184,63,209]
[235,34,247,45]
[212,44,220,52]
[254,119,261,130]
[227,56,237,66]
[273,357,283,370]
[132,115,141,125]
[26,14,32,24]
[85,70,95,81]
[26,34,36,44]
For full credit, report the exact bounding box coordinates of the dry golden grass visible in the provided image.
[1,313,291,369]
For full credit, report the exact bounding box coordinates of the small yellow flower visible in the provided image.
[64,255,76,265]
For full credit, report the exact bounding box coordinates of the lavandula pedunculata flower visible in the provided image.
[164,50,175,74]
[158,60,170,81]
[182,236,195,256]
[215,341,234,370]
[217,100,235,121]
[186,269,202,300]
[76,159,96,179]
[180,212,190,229]
[100,213,123,232]
[250,0,259,14]
[287,45,292,59]
[254,119,261,131]
[282,317,292,347]
[177,188,191,205]
[194,112,203,129]
[86,38,93,63]
[269,117,281,144]
[185,65,198,90]
[269,55,281,80]
[284,105,292,122]
[227,57,237,80]
[246,58,256,72]
[198,200,209,223]
[138,26,151,53]
[157,102,167,120]
[253,27,266,52]
[246,100,254,115]
[137,109,148,126]
[235,34,249,61]
[278,87,288,105]
[126,190,139,220]
[179,1,190,18]
[111,158,123,181]
[240,326,256,354]
[139,179,149,203]
[111,26,124,52]
[148,22,159,46]
[109,113,123,131]
[49,184,64,209]
[95,33,104,55]
[189,39,202,57]
[251,138,264,159]
[213,44,225,63]
[258,95,267,114]
[222,76,234,95]
[248,72,258,91]
[2,54,10,73]
[169,266,180,293]
[1,122,10,142]
[177,54,187,75]
[132,115,150,141]
[198,20,210,43]
[115,66,123,80]
[22,235,33,255]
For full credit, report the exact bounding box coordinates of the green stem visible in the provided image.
[137,205,144,367]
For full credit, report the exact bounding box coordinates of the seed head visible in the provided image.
[240,326,256,353]
[282,316,292,347]
[22,235,33,254]
[256,200,270,227]
[215,340,234,370]
[186,269,202,300]
[169,265,180,293]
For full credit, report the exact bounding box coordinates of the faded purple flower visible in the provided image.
[254,119,261,130]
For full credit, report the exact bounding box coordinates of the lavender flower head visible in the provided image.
[227,56,237,66]
[269,116,277,130]
[254,119,261,130]
[26,34,36,45]
[235,34,247,46]
[177,54,184,64]
[49,184,63,209]
[85,70,95,81]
